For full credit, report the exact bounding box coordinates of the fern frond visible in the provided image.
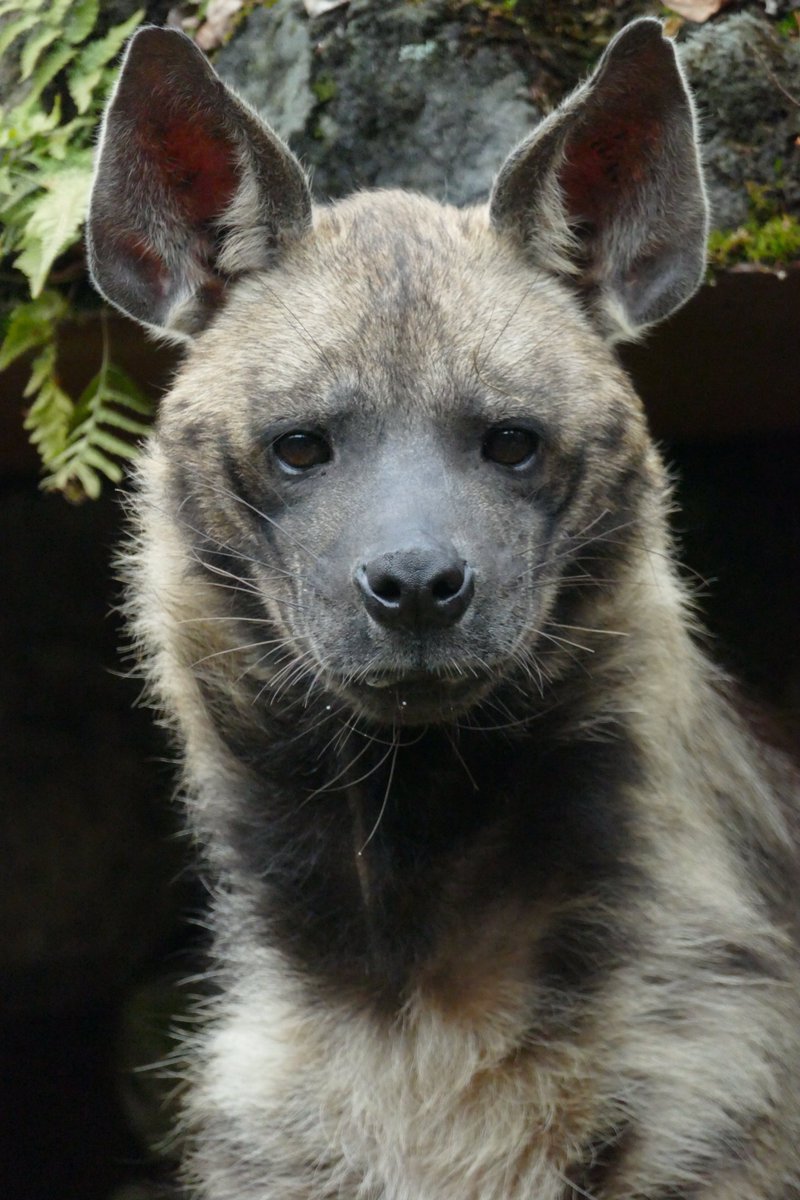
[41,327,153,502]
[0,0,166,498]
[23,344,74,464]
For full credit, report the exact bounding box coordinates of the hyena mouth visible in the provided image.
[333,669,495,725]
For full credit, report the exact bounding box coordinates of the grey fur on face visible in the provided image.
[89,20,799,1200]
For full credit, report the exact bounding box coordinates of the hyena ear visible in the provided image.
[87,26,312,339]
[489,18,708,341]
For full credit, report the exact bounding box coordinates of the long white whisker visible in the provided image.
[358,731,400,856]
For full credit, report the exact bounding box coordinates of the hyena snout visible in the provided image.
[355,541,475,631]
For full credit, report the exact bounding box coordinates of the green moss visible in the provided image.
[709,215,800,270]
[709,182,800,270]
[312,74,337,104]
[776,13,800,40]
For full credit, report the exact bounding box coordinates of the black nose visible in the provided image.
[355,545,475,630]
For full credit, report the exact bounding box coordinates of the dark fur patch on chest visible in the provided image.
[217,709,644,1013]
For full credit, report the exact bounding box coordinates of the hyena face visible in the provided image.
[88,19,706,727]
[150,206,654,727]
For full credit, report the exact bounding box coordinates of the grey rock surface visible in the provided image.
[217,0,539,206]
[215,0,315,142]
[680,12,800,229]
[215,1,800,229]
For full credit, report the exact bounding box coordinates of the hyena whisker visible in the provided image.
[256,280,338,378]
[455,703,542,735]
[283,703,349,748]
[334,738,404,813]
[253,650,318,705]
[143,493,276,581]
[302,738,390,805]
[203,579,262,601]
[186,550,261,597]
[187,544,328,613]
[241,639,304,682]
[514,514,638,583]
[535,638,593,681]
[198,545,304,586]
[302,665,326,708]
[189,637,294,670]
[507,647,546,699]
[342,721,403,750]
[537,629,594,656]
[444,728,480,792]
[275,661,330,710]
[268,654,318,699]
[176,615,276,626]
[472,266,550,376]
[357,730,401,856]
[204,483,324,566]
[318,711,358,761]
[161,485,334,603]
[549,621,629,639]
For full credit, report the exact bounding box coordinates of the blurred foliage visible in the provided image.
[0,0,152,500]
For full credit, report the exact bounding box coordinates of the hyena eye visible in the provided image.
[482,426,540,469]
[272,431,332,472]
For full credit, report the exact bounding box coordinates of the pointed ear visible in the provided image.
[87,27,312,339]
[489,19,708,341]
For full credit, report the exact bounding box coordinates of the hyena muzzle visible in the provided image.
[88,19,800,1200]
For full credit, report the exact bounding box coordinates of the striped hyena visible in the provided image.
[88,19,800,1200]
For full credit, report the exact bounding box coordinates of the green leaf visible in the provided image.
[68,7,143,111]
[72,461,102,499]
[13,163,93,295]
[23,344,57,398]
[20,25,61,80]
[0,12,39,59]
[22,348,74,466]
[0,0,48,16]
[0,94,63,150]
[25,386,73,451]
[33,351,154,499]
[64,0,100,45]
[90,427,142,459]
[92,409,150,437]
[103,368,152,413]
[0,291,67,370]
[47,0,79,26]
[19,41,75,109]
[82,444,124,479]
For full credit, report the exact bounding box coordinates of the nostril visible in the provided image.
[431,565,465,601]
[370,570,403,603]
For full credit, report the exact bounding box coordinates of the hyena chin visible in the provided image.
[88,18,800,1200]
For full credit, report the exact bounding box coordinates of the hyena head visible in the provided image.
[88,20,707,728]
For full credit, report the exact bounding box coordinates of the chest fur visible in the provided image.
[190,961,609,1200]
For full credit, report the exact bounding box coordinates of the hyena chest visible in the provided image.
[199,963,605,1200]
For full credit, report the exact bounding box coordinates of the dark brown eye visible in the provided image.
[482,426,540,468]
[273,431,331,471]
